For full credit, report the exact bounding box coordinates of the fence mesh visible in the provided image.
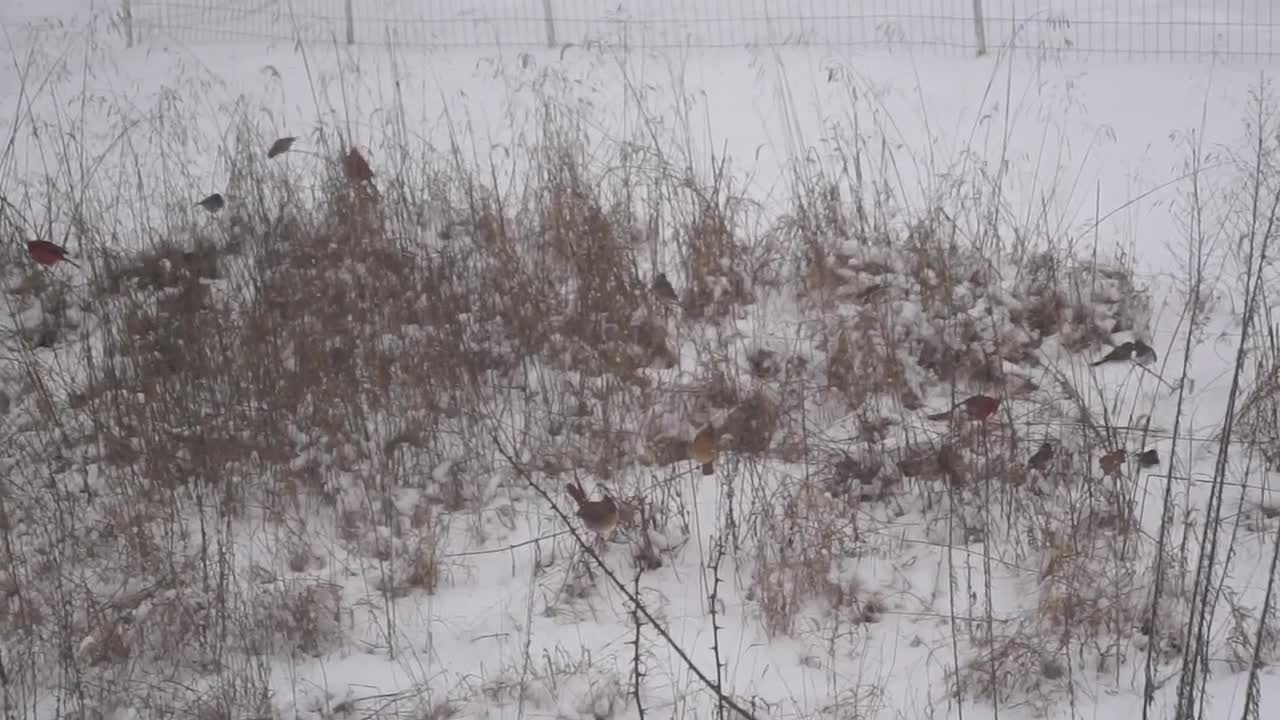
[126,0,1280,58]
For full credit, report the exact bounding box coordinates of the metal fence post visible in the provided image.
[972,0,988,56]
[344,0,355,44]
[542,0,557,47]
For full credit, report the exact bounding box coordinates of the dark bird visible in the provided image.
[1027,442,1055,471]
[27,240,80,269]
[267,136,296,158]
[652,272,678,303]
[343,147,374,183]
[1091,341,1136,367]
[196,193,225,213]
[1099,448,1127,476]
[1133,340,1158,365]
[565,482,619,536]
[1136,449,1160,468]
[927,395,1001,422]
[689,426,719,476]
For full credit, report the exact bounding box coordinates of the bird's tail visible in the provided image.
[565,482,587,507]
[64,257,81,269]
[926,410,952,421]
[701,462,715,476]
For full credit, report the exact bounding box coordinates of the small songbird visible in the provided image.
[196,193,225,213]
[1027,442,1055,471]
[564,481,619,536]
[343,147,374,183]
[1136,448,1160,468]
[927,395,1001,422]
[267,136,296,158]
[1091,341,1136,367]
[652,272,678,303]
[1099,448,1127,476]
[1133,340,1158,365]
[27,240,80,268]
[689,426,719,476]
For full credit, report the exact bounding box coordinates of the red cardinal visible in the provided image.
[927,394,1000,422]
[27,240,80,268]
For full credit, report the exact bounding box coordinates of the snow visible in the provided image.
[3,2,1280,720]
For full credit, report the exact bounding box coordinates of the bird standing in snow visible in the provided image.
[27,240,79,269]
[927,395,1000,422]
[565,482,619,537]
[689,426,719,475]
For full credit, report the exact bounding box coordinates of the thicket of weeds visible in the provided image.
[1,35,1279,719]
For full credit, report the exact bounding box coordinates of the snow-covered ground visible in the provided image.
[3,3,1280,720]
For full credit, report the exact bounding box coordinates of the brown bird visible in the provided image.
[196,193,225,213]
[927,395,1000,422]
[689,426,719,476]
[1091,341,1136,367]
[1027,442,1055,471]
[565,482,619,536]
[267,136,296,158]
[343,147,374,183]
[1136,448,1160,468]
[27,240,79,268]
[652,272,678,303]
[1099,448,1127,476]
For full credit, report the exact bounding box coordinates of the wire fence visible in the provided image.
[123,0,1280,59]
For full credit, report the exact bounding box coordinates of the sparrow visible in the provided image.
[1133,340,1158,365]
[927,395,1000,422]
[1091,341,1136,367]
[1027,442,1055,471]
[196,193,225,213]
[1136,448,1160,468]
[652,272,678,303]
[689,426,719,476]
[564,481,619,536]
[27,240,80,268]
[1099,448,1127,476]
[343,147,374,183]
[267,136,296,158]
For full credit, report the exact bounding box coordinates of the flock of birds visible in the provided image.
[560,323,1165,541]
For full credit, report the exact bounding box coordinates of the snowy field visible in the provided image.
[3,2,1280,720]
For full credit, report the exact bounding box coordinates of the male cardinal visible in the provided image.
[689,426,719,475]
[652,272,678,303]
[927,395,1000,422]
[565,482,619,536]
[27,240,80,268]
[1027,441,1055,471]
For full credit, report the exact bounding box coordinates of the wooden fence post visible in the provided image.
[972,0,988,56]
[344,0,355,45]
[542,0,557,47]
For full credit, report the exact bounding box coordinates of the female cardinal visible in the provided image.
[27,240,80,268]
[927,395,1000,422]
[565,482,619,537]
[689,426,719,476]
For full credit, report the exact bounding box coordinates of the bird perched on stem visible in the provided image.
[1099,448,1127,477]
[27,240,79,269]
[565,482,619,537]
[1136,448,1160,468]
[1132,340,1158,365]
[266,136,296,159]
[927,395,1000,422]
[652,272,678,303]
[1027,442,1055,472]
[196,193,225,213]
[689,426,719,476]
[1091,341,1135,367]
